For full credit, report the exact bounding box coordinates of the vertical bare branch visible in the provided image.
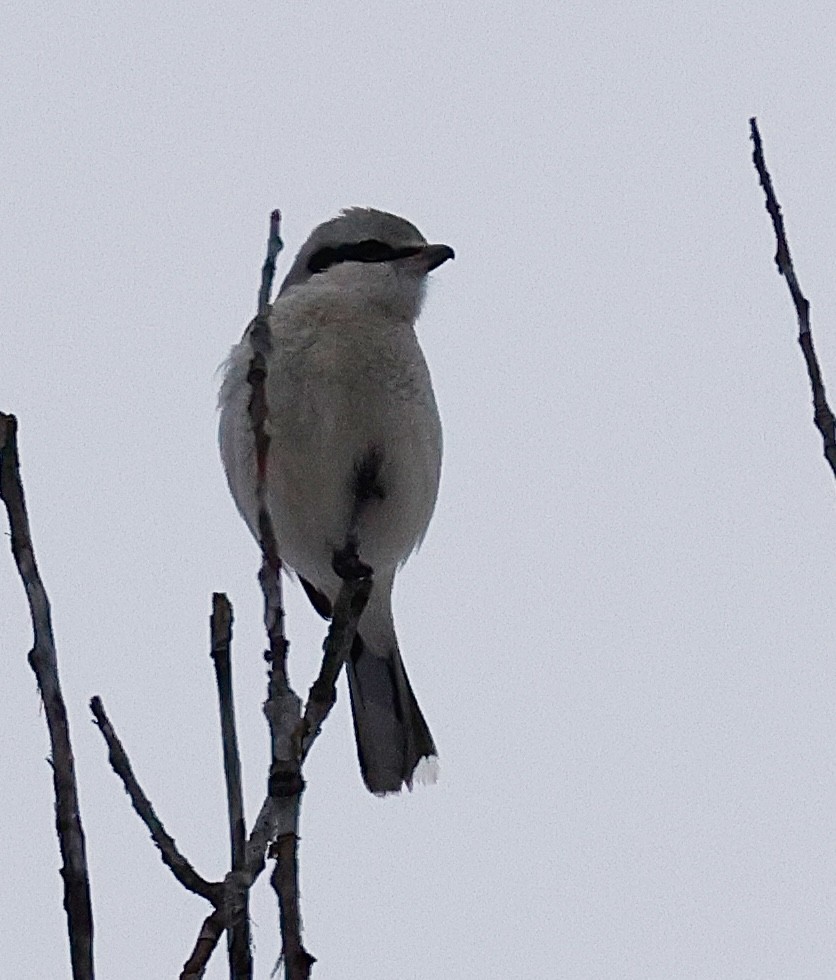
[248,209,289,668]
[236,210,373,976]
[749,117,836,480]
[245,210,312,974]
[210,593,252,978]
[270,836,316,980]
[0,413,95,980]
[259,209,284,318]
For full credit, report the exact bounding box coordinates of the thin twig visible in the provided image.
[89,696,222,904]
[236,210,375,976]
[0,412,95,980]
[180,909,226,980]
[89,687,305,971]
[749,117,836,480]
[248,209,287,666]
[270,836,316,980]
[247,210,313,975]
[219,795,283,952]
[301,574,373,760]
[242,797,282,879]
[210,593,252,978]
[265,565,374,980]
[259,209,284,320]
[245,210,380,974]
[262,701,306,980]
[261,567,372,980]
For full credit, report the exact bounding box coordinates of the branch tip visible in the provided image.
[749,119,836,479]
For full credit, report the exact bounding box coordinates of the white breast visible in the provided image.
[218,275,442,598]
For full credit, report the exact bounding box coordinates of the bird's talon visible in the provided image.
[332,543,372,581]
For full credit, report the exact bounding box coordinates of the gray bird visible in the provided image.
[218,208,454,793]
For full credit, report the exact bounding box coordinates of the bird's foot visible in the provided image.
[332,540,372,581]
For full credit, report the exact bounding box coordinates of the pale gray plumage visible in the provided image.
[218,208,453,793]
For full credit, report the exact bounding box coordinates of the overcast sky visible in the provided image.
[4,3,836,978]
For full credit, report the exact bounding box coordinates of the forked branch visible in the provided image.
[87,210,371,979]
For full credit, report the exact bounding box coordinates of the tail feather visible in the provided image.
[346,634,437,795]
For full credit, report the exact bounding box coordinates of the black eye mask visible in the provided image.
[307,239,423,274]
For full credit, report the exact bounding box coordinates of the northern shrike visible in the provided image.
[218,208,454,794]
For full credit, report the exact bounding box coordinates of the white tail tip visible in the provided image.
[412,755,440,787]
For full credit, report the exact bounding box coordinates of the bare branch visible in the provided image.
[259,208,284,320]
[180,909,226,980]
[89,695,222,905]
[262,649,305,975]
[247,209,288,669]
[218,795,283,945]
[0,412,95,980]
[210,592,252,977]
[302,573,372,760]
[237,210,373,976]
[749,117,836,480]
[270,836,316,980]
[245,210,308,973]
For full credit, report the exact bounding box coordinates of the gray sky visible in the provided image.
[4,2,836,977]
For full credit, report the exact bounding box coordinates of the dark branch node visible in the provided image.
[268,766,305,799]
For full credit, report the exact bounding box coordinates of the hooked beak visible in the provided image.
[417,243,455,272]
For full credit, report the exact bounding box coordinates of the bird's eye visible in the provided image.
[308,246,339,273]
[346,239,396,262]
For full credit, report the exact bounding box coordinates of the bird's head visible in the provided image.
[279,208,454,319]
